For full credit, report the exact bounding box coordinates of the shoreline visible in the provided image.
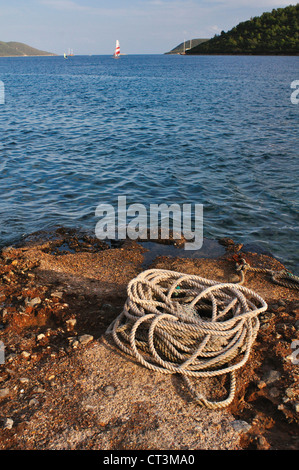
[185,52,299,56]
[0,227,298,450]
[0,54,57,58]
[3,224,295,277]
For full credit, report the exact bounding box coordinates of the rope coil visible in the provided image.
[107,268,268,409]
[236,258,299,290]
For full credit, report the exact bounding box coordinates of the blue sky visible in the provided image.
[0,0,297,54]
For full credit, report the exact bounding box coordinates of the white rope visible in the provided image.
[106,268,268,409]
[236,257,299,290]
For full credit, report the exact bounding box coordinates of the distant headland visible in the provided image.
[169,5,299,56]
[165,38,209,54]
[0,41,56,57]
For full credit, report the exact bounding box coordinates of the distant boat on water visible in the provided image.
[180,39,192,55]
[63,49,74,58]
[113,40,120,59]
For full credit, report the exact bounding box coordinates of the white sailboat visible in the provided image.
[113,40,120,59]
[180,39,192,55]
[180,39,186,55]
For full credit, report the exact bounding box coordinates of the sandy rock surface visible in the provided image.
[0,228,298,450]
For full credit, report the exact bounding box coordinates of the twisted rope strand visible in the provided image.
[107,268,268,409]
[236,260,299,290]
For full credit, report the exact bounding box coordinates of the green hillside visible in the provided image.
[165,38,209,54]
[186,4,299,55]
[0,41,56,57]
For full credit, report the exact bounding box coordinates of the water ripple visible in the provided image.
[0,55,298,272]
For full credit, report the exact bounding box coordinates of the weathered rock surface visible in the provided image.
[0,228,298,450]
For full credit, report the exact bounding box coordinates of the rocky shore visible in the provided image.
[0,227,298,450]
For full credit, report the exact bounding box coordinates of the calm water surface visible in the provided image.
[0,55,298,272]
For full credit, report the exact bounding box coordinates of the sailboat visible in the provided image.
[180,40,186,55]
[180,39,192,55]
[64,52,68,59]
[113,40,120,59]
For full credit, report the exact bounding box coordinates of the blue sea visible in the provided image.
[0,54,298,273]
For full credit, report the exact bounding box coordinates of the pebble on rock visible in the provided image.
[19,377,29,385]
[37,334,45,341]
[68,337,79,348]
[29,398,39,407]
[51,291,63,299]
[79,334,93,345]
[263,370,281,385]
[103,385,116,396]
[66,318,77,330]
[0,388,9,399]
[21,351,31,359]
[26,297,42,308]
[3,418,14,430]
[230,420,251,434]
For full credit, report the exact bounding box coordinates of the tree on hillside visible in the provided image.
[187,4,299,55]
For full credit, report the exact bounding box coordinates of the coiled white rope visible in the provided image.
[106,268,268,409]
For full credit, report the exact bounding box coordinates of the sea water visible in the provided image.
[0,54,298,273]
